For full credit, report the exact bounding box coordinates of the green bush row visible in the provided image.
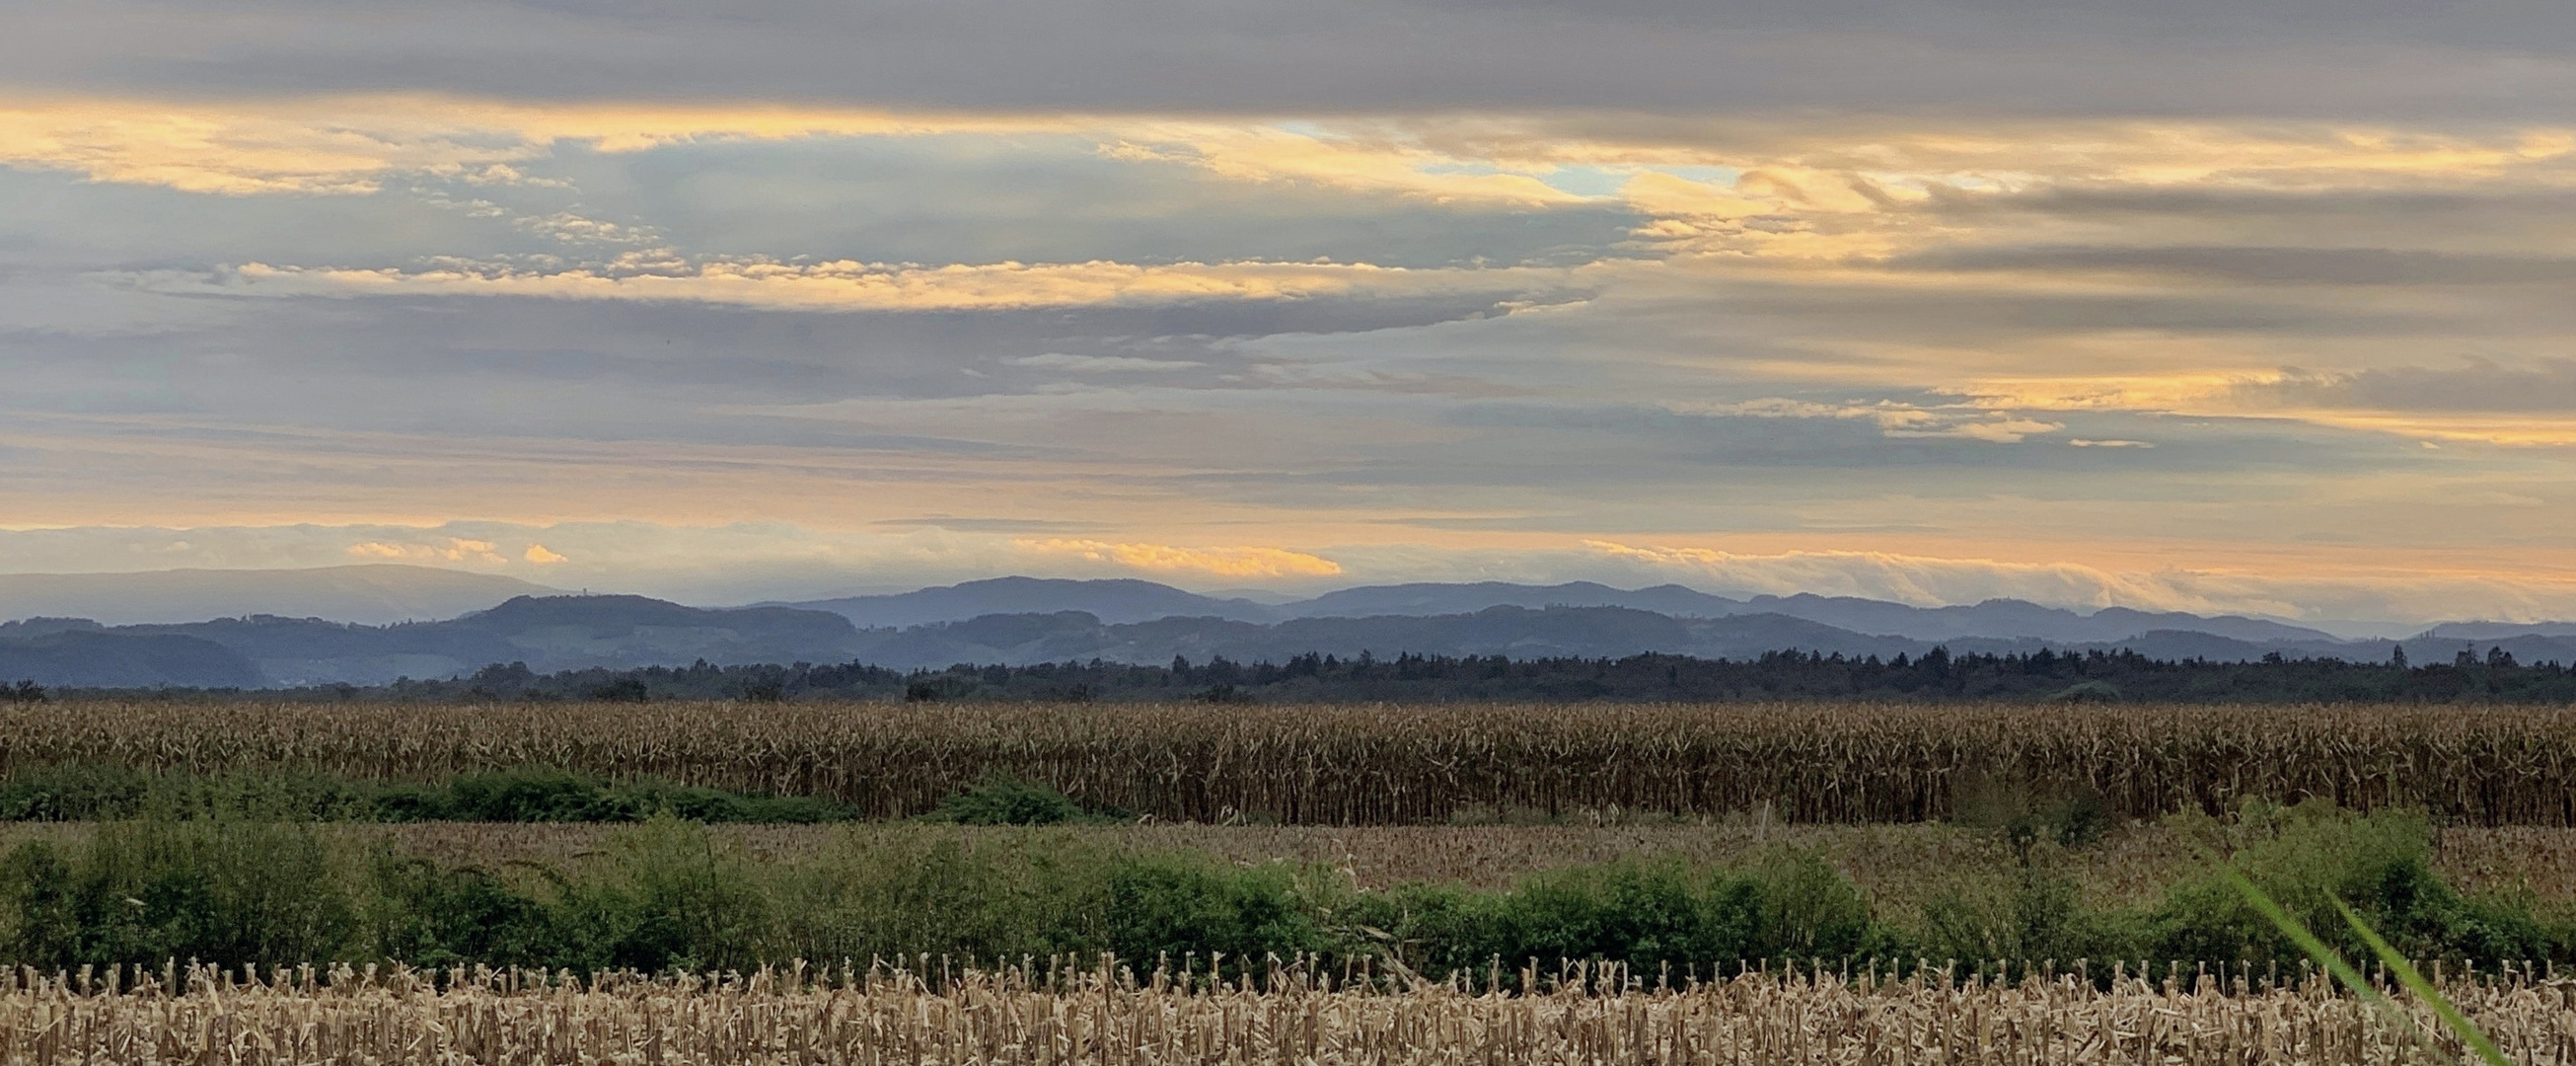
[0,764,858,824]
[0,802,2564,978]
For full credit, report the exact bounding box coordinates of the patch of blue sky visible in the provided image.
[1530,165,1633,197]
[1413,163,1746,198]
[1416,162,1634,199]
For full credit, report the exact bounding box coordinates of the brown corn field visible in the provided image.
[8,957,2576,1065]
[13,700,2576,825]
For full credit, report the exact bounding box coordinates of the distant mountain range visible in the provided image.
[773,575,2347,644]
[5,570,2575,689]
[0,595,855,687]
[786,577,1278,627]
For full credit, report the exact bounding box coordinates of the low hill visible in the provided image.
[784,576,1275,626]
[13,589,2570,689]
[6,595,862,686]
[783,576,2350,647]
[0,630,263,688]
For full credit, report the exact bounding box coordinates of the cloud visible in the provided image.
[523,544,567,564]
[1889,246,2576,287]
[153,257,1584,312]
[1582,539,2207,609]
[12,0,2576,122]
[1015,538,1345,578]
[513,212,662,246]
[1568,539,2576,625]
[21,520,2576,625]
[2247,359,2576,415]
[0,99,1616,208]
[1007,353,1206,373]
[11,97,2576,623]
[1672,399,2064,443]
[0,97,1065,195]
[347,538,509,565]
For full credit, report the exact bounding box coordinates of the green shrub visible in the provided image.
[362,847,553,968]
[1915,865,2141,967]
[1752,849,1882,957]
[0,763,154,820]
[0,805,2567,976]
[927,775,1108,825]
[1372,851,1884,984]
[2152,800,2551,967]
[0,821,357,968]
[0,840,78,967]
[773,829,1115,963]
[542,817,777,972]
[1105,854,1335,969]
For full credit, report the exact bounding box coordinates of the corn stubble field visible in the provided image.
[13,699,2576,1063]
[9,700,2576,825]
[9,960,2576,1065]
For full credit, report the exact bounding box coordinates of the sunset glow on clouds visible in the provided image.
[1015,540,1346,579]
[7,0,2576,623]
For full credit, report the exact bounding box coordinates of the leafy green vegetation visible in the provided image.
[0,764,857,824]
[2152,800,2552,968]
[3,802,2570,978]
[924,774,1124,825]
[2233,869,2516,1066]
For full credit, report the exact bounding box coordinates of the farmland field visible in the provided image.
[11,959,2576,1066]
[9,700,2576,1060]
[9,700,2576,824]
[11,819,2576,907]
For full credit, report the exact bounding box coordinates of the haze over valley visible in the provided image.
[1,566,2557,688]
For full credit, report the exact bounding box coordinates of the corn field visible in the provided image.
[14,701,2576,825]
[8,956,2576,1065]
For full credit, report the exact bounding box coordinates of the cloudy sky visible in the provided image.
[7,0,2576,623]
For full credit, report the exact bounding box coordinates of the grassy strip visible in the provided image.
[1,801,2570,976]
[0,764,861,824]
[0,764,1131,826]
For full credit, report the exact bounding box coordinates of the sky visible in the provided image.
[7,0,2576,624]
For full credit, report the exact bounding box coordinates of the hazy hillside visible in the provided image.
[13,585,2576,689]
[2422,621,2576,641]
[7,595,859,686]
[0,629,264,688]
[1735,595,2345,645]
[786,576,1274,627]
[1277,581,1740,619]
[788,576,2356,647]
[841,606,1943,669]
[0,566,555,626]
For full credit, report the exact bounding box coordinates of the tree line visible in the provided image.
[29,642,2576,703]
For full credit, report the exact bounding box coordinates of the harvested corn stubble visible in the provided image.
[8,957,2576,1065]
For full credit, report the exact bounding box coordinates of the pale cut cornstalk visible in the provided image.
[5,956,2576,1065]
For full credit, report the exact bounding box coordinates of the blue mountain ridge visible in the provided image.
[10,582,2571,688]
[774,575,2348,644]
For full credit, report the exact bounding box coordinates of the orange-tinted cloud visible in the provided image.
[346,538,508,564]
[181,257,1581,311]
[1017,538,1344,577]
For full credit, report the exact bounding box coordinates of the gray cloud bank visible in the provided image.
[8,0,2576,119]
